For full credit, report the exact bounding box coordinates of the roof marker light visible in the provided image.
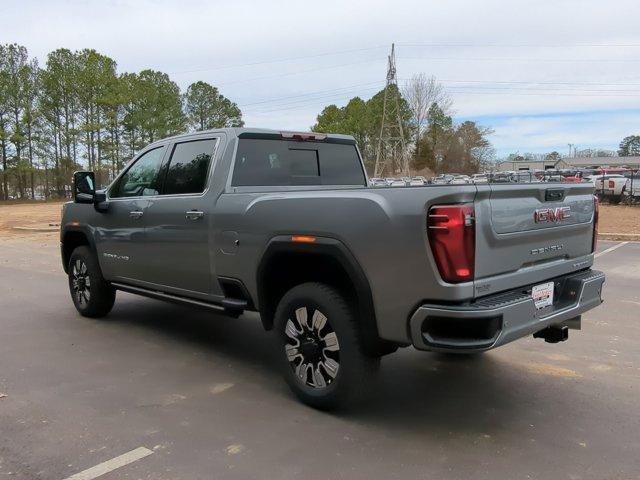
[291,235,317,243]
[280,131,327,141]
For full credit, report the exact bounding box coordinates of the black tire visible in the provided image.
[273,282,379,410]
[68,246,116,318]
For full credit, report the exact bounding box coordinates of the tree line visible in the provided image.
[312,74,495,176]
[1,42,498,200]
[0,43,243,200]
[619,135,640,156]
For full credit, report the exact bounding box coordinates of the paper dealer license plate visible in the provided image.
[532,281,554,309]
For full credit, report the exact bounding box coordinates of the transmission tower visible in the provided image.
[373,43,409,178]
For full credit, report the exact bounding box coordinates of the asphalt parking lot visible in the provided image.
[0,239,639,480]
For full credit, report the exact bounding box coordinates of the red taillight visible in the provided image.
[592,195,599,252]
[427,204,475,283]
[608,180,615,189]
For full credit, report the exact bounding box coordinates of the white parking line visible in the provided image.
[595,241,629,259]
[62,447,153,480]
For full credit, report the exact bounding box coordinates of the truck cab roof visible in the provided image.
[149,128,356,148]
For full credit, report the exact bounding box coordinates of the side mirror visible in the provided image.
[73,171,95,204]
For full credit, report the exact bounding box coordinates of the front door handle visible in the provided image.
[185,210,204,220]
[129,210,144,219]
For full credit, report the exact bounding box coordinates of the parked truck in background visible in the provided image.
[60,128,605,409]
[587,173,628,203]
[624,173,640,201]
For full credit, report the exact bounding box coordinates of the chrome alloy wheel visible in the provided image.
[284,307,340,389]
[71,259,91,305]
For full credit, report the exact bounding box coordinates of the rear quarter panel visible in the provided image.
[213,185,477,344]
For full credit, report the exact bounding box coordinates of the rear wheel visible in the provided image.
[274,282,378,409]
[68,246,115,318]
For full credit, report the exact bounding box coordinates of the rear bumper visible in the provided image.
[409,269,605,352]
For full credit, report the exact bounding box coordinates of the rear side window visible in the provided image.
[163,139,216,195]
[231,139,365,187]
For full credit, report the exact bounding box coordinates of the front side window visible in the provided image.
[110,147,165,198]
[163,139,216,195]
[232,139,365,187]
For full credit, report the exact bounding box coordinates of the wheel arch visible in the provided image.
[61,226,97,274]
[256,236,396,356]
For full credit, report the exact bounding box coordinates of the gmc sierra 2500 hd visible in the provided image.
[61,128,605,408]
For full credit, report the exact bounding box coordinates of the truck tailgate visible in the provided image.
[473,182,596,297]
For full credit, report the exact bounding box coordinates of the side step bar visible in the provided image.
[111,282,247,315]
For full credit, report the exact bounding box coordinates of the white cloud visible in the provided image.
[2,0,639,154]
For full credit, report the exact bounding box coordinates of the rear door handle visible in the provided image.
[185,210,204,220]
[129,210,144,219]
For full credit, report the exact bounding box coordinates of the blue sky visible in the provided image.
[2,0,639,158]
[461,109,640,156]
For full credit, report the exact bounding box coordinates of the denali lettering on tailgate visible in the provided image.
[531,244,564,255]
[534,206,571,223]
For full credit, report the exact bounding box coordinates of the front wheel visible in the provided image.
[274,282,379,409]
[68,246,116,318]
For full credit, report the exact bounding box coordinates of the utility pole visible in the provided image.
[373,43,409,178]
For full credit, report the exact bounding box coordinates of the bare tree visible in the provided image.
[402,74,452,159]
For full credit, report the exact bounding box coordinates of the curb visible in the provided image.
[12,226,59,233]
[598,233,640,241]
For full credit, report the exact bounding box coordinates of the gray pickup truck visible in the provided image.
[61,128,605,408]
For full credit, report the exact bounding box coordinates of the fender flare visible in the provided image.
[256,235,395,356]
[60,224,98,274]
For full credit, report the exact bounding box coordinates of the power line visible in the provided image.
[162,43,640,79]
[238,81,384,107]
[241,82,640,115]
[243,86,640,116]
[244,88,384,114]
[165,42,640,76]
[399,55,640,63]
[436,85,640,94]
[429,79,640,87]
[215,58,385,87]
[168,46,387,75]
[398,42,640,48]
[444,90,640,97]
[240,78,640,112]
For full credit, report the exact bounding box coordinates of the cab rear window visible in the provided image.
[231,139,365,187]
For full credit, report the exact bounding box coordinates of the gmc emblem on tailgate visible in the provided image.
[534,206,571,223]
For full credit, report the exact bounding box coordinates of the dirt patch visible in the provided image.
[525,362,581,378]
[0,201,66,240]
[598,205,640,236]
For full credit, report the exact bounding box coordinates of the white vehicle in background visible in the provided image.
[385,178,406,187]
[450,175,471,184]
[623,174,640,200]
[587,174,627,203]
[471,173,488,183]
[369,177,386,187]
[409,176,427,186]
[432,174,453,184]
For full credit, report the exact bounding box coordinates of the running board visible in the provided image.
[111,282,228,313]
